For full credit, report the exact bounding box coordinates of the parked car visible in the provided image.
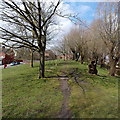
[10,61,20,66]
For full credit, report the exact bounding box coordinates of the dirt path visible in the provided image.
[58,75,71,118]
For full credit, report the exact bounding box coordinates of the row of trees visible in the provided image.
[1,0,63,78]
[0,0,80,78]
[56,2,120,76]
[0,1,119,77]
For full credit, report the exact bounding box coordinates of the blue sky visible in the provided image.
[64,2,98,24]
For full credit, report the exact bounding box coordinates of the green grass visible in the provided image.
[2,60,119,118]
[2,62,62,118]
[61,61,119,118]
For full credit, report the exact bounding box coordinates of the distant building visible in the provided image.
[45,50,56,61]
[0,52,5,65]
[57,55,65,60]
[0,46,15,65]
[57,54,73,60]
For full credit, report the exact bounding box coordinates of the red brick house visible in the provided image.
[45,50,56,61]
[57,54,73,60]
[0,46,15,65]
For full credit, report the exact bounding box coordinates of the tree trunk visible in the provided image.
[76,53,80,61]
[73,52,79,61]
[39,50,45,78]
[63,53,65,61]
[109,58,118,76]
[100,58,105,68]
[81,55,84,64]
[31,50,34,67]
[72,52,76,60]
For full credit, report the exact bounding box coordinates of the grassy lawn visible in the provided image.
[2,60,119,118]
[2,61,62,118]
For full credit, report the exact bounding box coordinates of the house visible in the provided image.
[0,46,15,65]
[57,54,73,60]
[45,50,56,61]
[0,52,5,65]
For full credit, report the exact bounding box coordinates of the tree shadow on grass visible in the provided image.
[45,75,68,79]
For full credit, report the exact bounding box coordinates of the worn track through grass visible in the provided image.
[58,74,71,118]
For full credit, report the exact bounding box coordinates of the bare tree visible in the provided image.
[96,2,120,76]
[0,0,77,78]
[55,37,70,61]
[0,0,81,78]
[62,25,88,63]
[86,19,109,66]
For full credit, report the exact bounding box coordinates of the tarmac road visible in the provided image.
[0,62,26,69]
[0,60,39,69]
[0,64,11,69]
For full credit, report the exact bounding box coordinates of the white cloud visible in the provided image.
[79,5,91,12]
[78,5,92,16]
[64,0,119,2]
[0,0,74,47]
[25,0,115,2]
[56,17,73,37]
[68,4,92,21]
[45,1,74,48]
